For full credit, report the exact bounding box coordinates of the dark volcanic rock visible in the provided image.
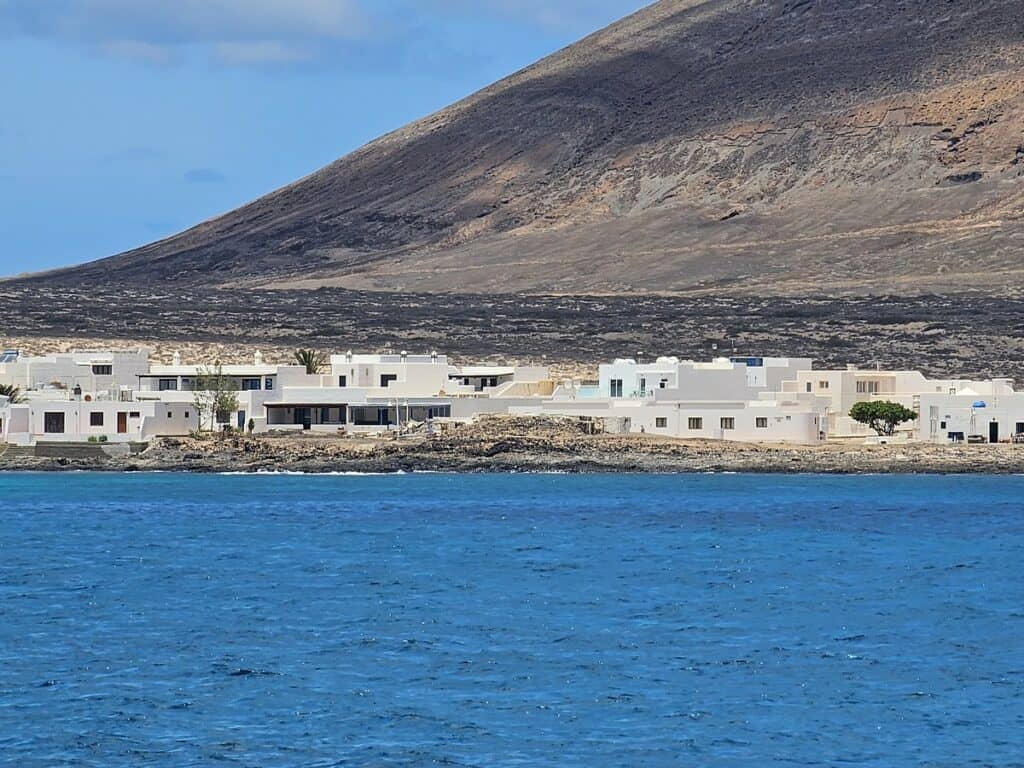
[18,0,1024,296]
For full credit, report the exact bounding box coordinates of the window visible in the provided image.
[241,378,261,391]
[806,382,812,393]
[721,417,736,430]
[610,379,624,398]
[167,411,173,419]
[818,381,829,390]
[265,377,274,391]
[129,412,140,419]
[756,417,768,429]
[338,375,347,388]
[640,378,647,395]
[158,379,178,391]
[856,380,880,394]
[92,365,112,376]
[940,421,947,430]
[688,417,703,430]
[44,412,65,434]
[380,374,398,388]
[655,417,668,429]
[90,412,104,427]
[185,412,190,419]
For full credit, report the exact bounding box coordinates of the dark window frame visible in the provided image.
[44,412,65,434]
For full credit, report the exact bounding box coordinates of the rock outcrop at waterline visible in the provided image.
[5,417,1024,475]
[24,0,1024,296]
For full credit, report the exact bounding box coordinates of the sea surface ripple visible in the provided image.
[1,473,1021,767]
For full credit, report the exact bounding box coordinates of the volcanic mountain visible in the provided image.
[31,0,1024,295]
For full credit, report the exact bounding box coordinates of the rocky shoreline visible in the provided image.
[3,417,1024,475]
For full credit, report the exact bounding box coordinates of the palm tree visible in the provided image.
[0,383,24,403]
[294,348,327,375]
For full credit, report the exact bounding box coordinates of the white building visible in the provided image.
[135,352,316,431]
[265,353,553,433]
[781,366,1017,439]
[0,349,151,398]
[528,356,826,444]
[918,391,1024,443]
[599,356,812,401]
[8,346,1021,448]
[517,395,825,444]
[0,397,194,446]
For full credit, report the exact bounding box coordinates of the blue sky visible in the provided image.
[0,0,650,277]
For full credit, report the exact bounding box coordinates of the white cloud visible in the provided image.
[213,40,314,65]
[96,39,179,66]
[0,0,368,65]
[0,0,650,68]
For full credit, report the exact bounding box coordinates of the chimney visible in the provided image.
[346,350,353,363]
[431,351,438,364]
[401,350,408,363]
[172,351,182,366]
[254,350,263,366]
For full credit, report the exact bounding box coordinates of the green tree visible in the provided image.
[0,383,25,403]
[849,400,918,436]
[294,348,327,375]
[193,363,240,433]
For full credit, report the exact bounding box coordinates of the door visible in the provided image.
[117,412,128,434]
[294,408,312,430]
[989,421,1000,444]
[237,410,246,430]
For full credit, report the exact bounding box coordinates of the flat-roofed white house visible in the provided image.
[781,366,1017,438]
[918,389,1024,444]
[599,356,813,401]
[451,365,550,393]
[525,356,827,444]
[0,349,151,399]
[265,353,553,432]
[135,352,317,431]
[515,393,825,444]
[0,397,195,446]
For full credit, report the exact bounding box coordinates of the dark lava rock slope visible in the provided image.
[28,0,1024,295]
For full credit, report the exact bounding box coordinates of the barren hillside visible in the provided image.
[28,0,1024,294]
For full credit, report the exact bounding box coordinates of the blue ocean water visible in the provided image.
[0,473,1022,767]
